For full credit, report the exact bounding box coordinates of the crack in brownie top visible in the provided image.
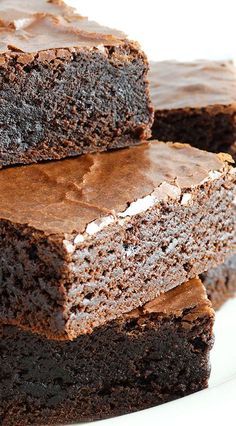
[0,141,233,235]
[150,60,236,109]
[0,0,124,53]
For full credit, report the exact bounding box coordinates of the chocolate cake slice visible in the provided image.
[201,254,236,309]
[0,141,234,339]
[150,60,236,158]
[0,278,215,425]
[0,0,153,167]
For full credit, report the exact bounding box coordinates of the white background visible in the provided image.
[66,1,236,424]
[67,0,236,61]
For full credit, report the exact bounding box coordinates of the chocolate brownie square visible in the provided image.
[0,278,215,425]
[0,0,153,167]
[150,60,236,158]
[0,141,234,339]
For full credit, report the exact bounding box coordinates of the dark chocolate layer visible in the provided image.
[0,279,215,425]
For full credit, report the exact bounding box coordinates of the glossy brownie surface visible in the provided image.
[0,0,124,53]
[0,141,228,234]
[150,60,236,110]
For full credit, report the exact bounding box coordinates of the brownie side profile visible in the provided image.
[201,254,236,309]
[0,279,215,426]
[0,142,234,339]
[150,61,236,158]
[0,0,153,168]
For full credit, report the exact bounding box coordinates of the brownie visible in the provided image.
[0,0,153,168]
[201,254,236,309]
[0,278,215,425]
[150,60,236,158]
[0,141,234,340]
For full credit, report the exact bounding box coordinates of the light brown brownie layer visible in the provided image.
[0,141,235,339]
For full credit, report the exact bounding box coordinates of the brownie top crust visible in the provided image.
[127,278,213,319]
[150,60,236,110]
[0,141,233,236]
[0,0,124,54]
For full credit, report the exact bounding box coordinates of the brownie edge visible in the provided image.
[201,254,236,309]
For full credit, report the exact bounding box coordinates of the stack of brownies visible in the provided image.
[0,1,235,425]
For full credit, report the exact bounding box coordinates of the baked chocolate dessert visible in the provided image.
[150,60,236,158]
[0,141,234,339]
[0,278,215,425]
[0,0,153,167]
[201,254,236,309]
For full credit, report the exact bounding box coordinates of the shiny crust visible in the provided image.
[0,141,231,235]
[0,0,125,53]
[150,60,236,109]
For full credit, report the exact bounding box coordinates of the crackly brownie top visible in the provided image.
[126,278,214,319]
[0,141,232,236]
[150,60,236,110]
[0,0,124,54]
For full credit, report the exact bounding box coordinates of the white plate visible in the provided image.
[76,298,236,426]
